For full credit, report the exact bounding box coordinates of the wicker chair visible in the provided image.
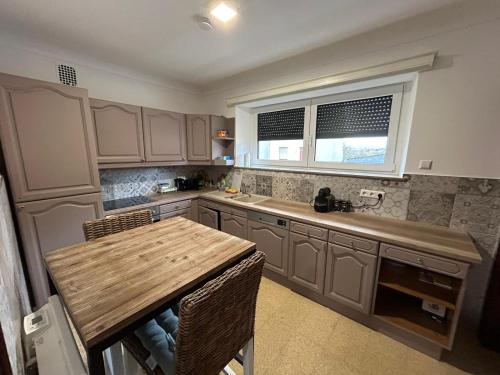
[122,250,266,375]
[81,209,154,374]
[82,209,153,240]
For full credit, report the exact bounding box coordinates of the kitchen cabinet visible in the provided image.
[89,98,145,163]
[288,232,327,293]
[324,244,377,314]
[186,114,211,161]
[190,199,199,223]
[0,73,101,202]
[199,206,218,229]
[16,193,103,308]
[143,107,187,162]
[221,212,247,239]
[247,219,289,276]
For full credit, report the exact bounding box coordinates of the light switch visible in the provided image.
[419,160,433,169]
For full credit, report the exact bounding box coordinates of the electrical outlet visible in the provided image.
[360,189,385,199]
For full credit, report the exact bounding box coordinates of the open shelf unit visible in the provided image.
[374,259,462,348]
[211,116,235,165]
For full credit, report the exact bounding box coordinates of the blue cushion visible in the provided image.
[134,308,178,375]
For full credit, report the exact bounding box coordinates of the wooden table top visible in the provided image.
[44,217,256,348]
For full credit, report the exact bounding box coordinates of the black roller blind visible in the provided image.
[316,95,392,139]
[258,107,305,141]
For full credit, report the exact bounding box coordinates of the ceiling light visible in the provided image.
[210,2,237,23]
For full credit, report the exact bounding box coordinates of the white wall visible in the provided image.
[203,0,500,179]
[0,37,206,114]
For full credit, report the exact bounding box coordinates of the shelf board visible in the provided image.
[212,136,235,141]
[378,260,459,310]
[374,287,451,347]
[212,159,235,166]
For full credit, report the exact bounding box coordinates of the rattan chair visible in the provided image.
[122,250,265,375]
[82,209,153,240]
[81,209,154,374]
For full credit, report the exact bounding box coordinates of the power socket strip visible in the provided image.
[359,189,385,199]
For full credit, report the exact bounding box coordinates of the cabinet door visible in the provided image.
[16,193,103,308]
[288,232,327,293]
[90,98,145,163]
[324,244,377,314]
[186,114,210,161]
[247,220,289,276]
[0,73,100,202]
[198,206,218,229]
[143,108,187,162]
[190,199,199,223]
[221,212,247,239]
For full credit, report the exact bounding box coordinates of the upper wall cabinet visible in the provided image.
[0,73,100,202]
[186,114,211,161]
[90,98,145,163]
[143,107,187,162]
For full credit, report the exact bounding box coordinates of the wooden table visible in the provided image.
[44,217,256,374]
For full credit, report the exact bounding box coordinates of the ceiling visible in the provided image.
[0,0,457,87]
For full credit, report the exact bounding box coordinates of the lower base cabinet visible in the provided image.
[16,192,103,308]
[324,244,377,314]
[288,232,327,293]
[198,206,218,229]
[220,212,247,239]
[247,220,289,276]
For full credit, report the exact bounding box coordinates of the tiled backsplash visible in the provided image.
[99,166,230,201]
[228,168,500,324]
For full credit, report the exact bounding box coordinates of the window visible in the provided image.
[254,102,310,166]
[251,84,406,176]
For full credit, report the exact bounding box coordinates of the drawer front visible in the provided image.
[223,205,247,218]
[380,243,468,279]
[160,200,191,214]
[199,199,247,217]
[329,231,379,255]
[290,221,328,241]
[160,209,190,220]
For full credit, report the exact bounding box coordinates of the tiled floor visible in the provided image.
[227,277,500,375]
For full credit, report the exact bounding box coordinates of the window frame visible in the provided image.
[251,100,311,168]
[249,83,408,177]
[308,84,404,173]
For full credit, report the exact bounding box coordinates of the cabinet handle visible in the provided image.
[18,205,25,210]
[417,257,424,264]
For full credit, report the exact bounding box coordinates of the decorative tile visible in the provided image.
[458,178,500,196]
[407,191,455,227]
[256,175,273,196]
[409,175,459,194]
[241,173,257,194]
[450,195,500,236]
[365,187,410,220]
[469,231,499,258]
[272,176,315,203]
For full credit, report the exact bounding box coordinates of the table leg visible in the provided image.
[87,346,106,375]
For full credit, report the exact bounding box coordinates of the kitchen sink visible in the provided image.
[230,194,269,204]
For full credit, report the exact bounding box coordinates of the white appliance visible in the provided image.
[23,295,87,375]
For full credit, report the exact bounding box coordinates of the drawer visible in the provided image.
[160,209,190,220]
[328,231,379,255]
[160,200,191,214]
[220,204,247,218]
[290,221,328,241]
[380,243,468,279]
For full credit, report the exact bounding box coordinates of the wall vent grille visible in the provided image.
[57,64,77,86]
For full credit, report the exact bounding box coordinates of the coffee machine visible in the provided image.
[314,187,335,212]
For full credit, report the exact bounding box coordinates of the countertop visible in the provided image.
[200,191,482,265]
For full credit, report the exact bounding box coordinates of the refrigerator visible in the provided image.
[0,72,103,308]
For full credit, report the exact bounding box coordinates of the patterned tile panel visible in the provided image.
[458,178,500,196]
[450,195,500,237]
[256,175,273,196]
[407,191,455,227]
[409,175,459,194]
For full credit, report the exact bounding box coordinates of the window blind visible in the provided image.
[316,95,392,139]
[257,107,305,141]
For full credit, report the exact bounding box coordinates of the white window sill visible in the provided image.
[235,165,407,181]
